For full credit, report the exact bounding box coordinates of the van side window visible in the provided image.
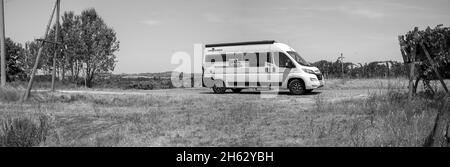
[245,52,272,67]
[206,54,222,62]
[274,52,292,68]
[244,52,259,67]
[235,53,244,61]
[257,52,270,67]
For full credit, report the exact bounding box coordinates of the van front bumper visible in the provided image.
[304,74,324,89]
[305,80,322,89]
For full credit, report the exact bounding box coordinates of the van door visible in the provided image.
[272,52,294,88]
[259,52,273,88]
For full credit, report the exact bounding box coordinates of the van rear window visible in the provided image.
[205,54,223,62]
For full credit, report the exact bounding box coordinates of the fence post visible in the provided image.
[191,73,194,88]
[179,72,184,88]
[408,47,416,99]
[420,43,449,93]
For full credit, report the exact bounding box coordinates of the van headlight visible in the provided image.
[302,68,315,74]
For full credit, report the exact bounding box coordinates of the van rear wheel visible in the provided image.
[212,85,227,94]
[289,79,306,95]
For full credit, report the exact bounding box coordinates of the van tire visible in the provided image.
[288,79,306,95]
[213,85,227,94]
[231,88,243,93]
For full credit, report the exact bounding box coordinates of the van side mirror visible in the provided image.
[286,61,295,68]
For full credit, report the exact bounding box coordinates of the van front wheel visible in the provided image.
[289,79,306,95]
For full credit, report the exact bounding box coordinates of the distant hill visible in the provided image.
[116,71,201,79]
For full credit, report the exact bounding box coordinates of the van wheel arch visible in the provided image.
[288,78,305,87]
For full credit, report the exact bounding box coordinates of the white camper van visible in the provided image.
[202,40,324,95]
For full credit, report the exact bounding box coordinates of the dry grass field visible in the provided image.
[1,78,449,147]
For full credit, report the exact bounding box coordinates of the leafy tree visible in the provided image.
[23,8,119,87]
[401,25,450,80]
[0,38,26,81]
[78,9,119,87]
[61,11,83,82]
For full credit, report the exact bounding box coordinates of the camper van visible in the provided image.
[202,40,324,95]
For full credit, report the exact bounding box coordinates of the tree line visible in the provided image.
[0,8,119,87]
[312,60,410,79]
[318,25,450,80]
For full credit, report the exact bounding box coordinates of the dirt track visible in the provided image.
[48,87,376,109]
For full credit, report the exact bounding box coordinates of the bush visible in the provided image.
[0,87,21,102]
[0,114,55,147]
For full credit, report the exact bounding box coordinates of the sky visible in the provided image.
[3,0,450,74]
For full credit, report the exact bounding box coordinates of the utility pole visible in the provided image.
[23,1,58,101]
[51,0,60,91]
[0,0,6,87]
[338,53,345,79]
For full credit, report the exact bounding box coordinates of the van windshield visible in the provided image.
[287,51,310,66]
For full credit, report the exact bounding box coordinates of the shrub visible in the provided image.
[0,114,55,147]
[0,87,22,102]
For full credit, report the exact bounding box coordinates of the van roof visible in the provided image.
[205,40,276,48]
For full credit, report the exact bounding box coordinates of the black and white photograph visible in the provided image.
[0,0,449,153]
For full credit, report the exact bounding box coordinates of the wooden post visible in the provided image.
[385,61,390,78]
[420,43,449,93]
[22,1,58,101]
[179,72,184,88]
[51,0,60,91]
[423,95,450,147]
[191,73,194,88]
[340,53,344,79]
[0,0,5,87]
[408,47,416,99]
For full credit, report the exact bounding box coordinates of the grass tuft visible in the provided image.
[0,113,57,147]
[311,88,443,146]
[0,87,22,102]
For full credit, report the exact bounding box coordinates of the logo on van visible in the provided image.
[208,48,223,52]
